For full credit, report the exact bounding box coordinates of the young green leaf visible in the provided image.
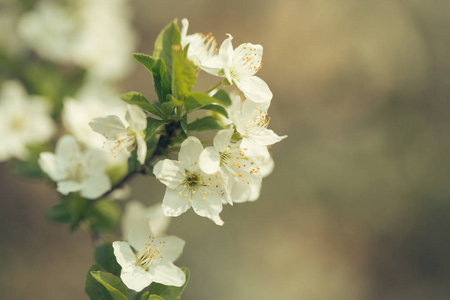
[146,267,190,300]
[153,19,181,80]
[199,104,228,118]
[172,45,198,99]
[185,92,228,114]
[152,59,171,103]
[146,118,169,140]
[85,265,114,300]
[187,116,224,132]
[120,92,161,117]
[133,53,156,74]
[46,202,72,224]
[95,244,122,275]
[90,271,129,300]
[212,89,232,106]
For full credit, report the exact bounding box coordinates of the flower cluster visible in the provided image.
[0,10,286,298]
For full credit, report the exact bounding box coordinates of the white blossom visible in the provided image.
[122,201,171,238]
[153,137,230,225]
[180,18,221,74]
[215,34,272,103]
[62,80,127,164]
[230,98,287,158]
[113,218,185,292]
[89,105,147,164]
[38,135,111,199]
[18,0,137,81]
[0,80,55,161]
[199,127,262,203]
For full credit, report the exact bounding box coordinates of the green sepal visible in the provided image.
[85,265,114,300]
[95,243,121,276]
[187,116,224,132]
[90,270,128,300]
[120,91,162,117]
[146,267,190,300]
[153,19,181,83]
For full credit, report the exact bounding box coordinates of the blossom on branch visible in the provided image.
[113,218,186,292]
[89,105,147,164]
[154,137,231,225]
[38,135,111,199]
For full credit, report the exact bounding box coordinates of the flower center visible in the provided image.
[135,237,165,271]
[184,171,202,188]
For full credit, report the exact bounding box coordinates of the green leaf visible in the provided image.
[88,200,121,233]
[153,19,181,81]
[161,101,176,117]
[180,117,188,136]
[152,59,171,103]
[200,104,229,117]
[187,116,224,132]
[128,152,139,173]
[146,118,169,140]
[185,92,229,114]
[147,267,189,300]
[95,244,121,275]
[172,45,198,99]
[133,53,156,74]
[121,91,161,117]
[45,202,72,224]
[85,265,114,300]
[212,89,232,106]
[148,295,165,300]
[46,194,89,230]
[90,271,128,300]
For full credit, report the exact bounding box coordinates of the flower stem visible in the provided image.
[206,80,223,94]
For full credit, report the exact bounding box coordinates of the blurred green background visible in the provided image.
[2,0,450,299]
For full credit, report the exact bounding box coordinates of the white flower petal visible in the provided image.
[240,138,270,158]
[89,115,127,140]
[218,34,234,83]
[190,193,224,226]
[213,128,234,152]
[251,128,287,146]
[121,266,153,292]
[178,136,203,170]
[38,152,66,181]
[157,236,185,262]
[149,262,185,287]
[55,135,81,162]
[57,180,82,195]
[199,147,221,174]
[125,105,147,131]
[153,159,184,189]
[136,133,147,164]
[127,218,153,251]
[83,148,108,175]
[112,241,135,269]
[162,188,192,217]
[235,76,272,103]
[80,173,111,199]
[231,43,263,78]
